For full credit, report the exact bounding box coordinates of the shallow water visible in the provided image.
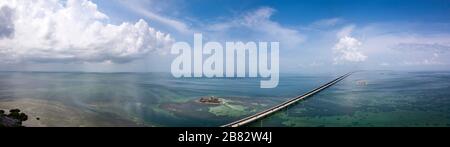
[0,71,449,127]
[252,71,450,127]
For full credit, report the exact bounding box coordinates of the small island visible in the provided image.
[198,96,223,105]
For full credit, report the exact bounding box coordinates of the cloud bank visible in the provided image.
[0,0,174,63]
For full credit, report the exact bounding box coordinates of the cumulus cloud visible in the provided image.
[0,0,174,63]
[333,26,367,64]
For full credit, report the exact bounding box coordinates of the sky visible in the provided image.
[0,0,449,73]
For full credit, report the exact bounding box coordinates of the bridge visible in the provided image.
[221,72,354,127]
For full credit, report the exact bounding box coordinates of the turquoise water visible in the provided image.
[253,71,450,127]
[0,71,449,127]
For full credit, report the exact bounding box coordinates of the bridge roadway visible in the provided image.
[221,72,354,127]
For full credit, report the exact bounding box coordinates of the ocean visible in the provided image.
[0,71,449,127]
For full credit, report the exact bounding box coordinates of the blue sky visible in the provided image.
[0,0,449,73]
[96,0,450,24]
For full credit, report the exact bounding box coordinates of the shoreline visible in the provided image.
[0,98,144,127]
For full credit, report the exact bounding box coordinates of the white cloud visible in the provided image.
[0,0,174,63]
[393,43,450,53]
[402,59,445,66]
[393,43,449,66]
[359,26,450,67]
[118,0,191,34]
[333,26,367,64]
[312,17,342,27]
[206,7,305,49]
[337,25,355,38]
[0,6,14,38]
